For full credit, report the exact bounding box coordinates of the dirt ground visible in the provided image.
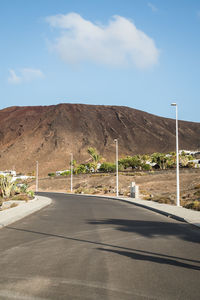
[29,168,200,208]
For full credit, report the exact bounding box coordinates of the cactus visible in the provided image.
[0,175,15,199]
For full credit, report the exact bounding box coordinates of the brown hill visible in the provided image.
[0,103,199,175]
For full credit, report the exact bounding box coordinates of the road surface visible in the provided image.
[0,193,200,299]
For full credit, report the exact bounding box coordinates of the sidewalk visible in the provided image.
[106,196,200,228]
[120,197,200,228]
[0,196,52,229]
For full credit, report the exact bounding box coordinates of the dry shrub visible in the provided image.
[123,190,130,197]
[74,187,98,195]
[183,200,200,211]
[10,202,19,208]
[194,190,200,197]
[152,196,173,205]
[90,174,110,177]
[103,187,109,194]
[11,194,30,202]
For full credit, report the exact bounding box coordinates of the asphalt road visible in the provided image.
[0,193,200,300]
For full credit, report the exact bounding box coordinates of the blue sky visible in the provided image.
[0,0,200,122]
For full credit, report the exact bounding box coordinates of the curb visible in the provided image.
[0,196,52,229]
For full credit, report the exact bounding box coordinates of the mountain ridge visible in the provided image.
[0,103,199,175]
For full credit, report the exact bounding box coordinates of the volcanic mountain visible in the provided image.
[0,103,199,175]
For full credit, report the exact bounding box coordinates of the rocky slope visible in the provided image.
[0,103,199,175]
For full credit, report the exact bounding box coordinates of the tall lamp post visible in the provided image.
[114,139,119,197]
[171,103,180,206]
[70,153,73,193]
[36,161,38,193]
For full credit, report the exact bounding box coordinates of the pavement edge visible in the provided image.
[0,196,52,229]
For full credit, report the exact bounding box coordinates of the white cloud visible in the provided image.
[8,68,44,84]
[46,13,159,69]
[147,2,158,12]
[8,70,21,84]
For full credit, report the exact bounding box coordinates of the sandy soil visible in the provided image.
[29,168,200,206]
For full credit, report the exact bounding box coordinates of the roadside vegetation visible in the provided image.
[0,175,34,210]
[48,148,199,176]
[44,147,200,211]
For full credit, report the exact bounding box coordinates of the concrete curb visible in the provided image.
[63,192,200,228]
[0,196,52,229]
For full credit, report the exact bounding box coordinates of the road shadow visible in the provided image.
[5,225,200,271]
[87,219,200,244]
[97,248,200,271]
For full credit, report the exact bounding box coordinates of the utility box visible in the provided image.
[130,182,139,199]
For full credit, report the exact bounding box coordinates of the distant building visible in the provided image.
[188,159,200,168]
[179,150,200,156]
[0,170,16,177]
[56,170,69,176]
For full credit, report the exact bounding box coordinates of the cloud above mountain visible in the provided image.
[8,68,44,84]
[46,13,159,69]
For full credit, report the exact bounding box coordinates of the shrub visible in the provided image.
[27,190,35,198]
[99,162,116,173]
[48,173,55,177]
[194,190,200,197]
[0,197,3,208]
[90,174,110,177]
[183,201,200,211]
[60,171,70,176]
[76,164,87,174]
[11,194,30,201]
[19,184,28,193]
[103,187,109,194]
[142,164,152,171]
[10,202,19,208]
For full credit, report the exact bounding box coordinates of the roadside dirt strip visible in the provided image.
[0,196,52,229]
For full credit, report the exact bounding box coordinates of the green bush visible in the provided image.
[76,164,87,174]
[99,162,116,173]
[141,164,152,171]
[48,173,55,177]
[27,190,35,198]
[19,184,28,193]
[60,171,70,176]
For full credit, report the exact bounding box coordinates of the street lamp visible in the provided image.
[114,139,119,197]
[70,153,73,193]
[171,103,180,206]
[36,161,38,193]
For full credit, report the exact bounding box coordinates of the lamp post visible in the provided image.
[171,103,180,206]
[114,139,119,197]
[36,161,38,193]
[70,153,73,193]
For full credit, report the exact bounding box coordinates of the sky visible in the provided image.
[0,0,200,122]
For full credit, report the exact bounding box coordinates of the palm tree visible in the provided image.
[151,152,168,169]
[87,147,102,172]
